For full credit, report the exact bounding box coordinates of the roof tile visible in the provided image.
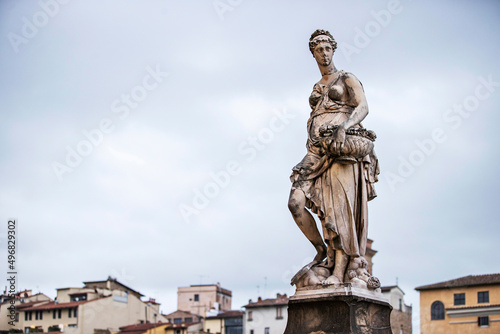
[415,274,500,291]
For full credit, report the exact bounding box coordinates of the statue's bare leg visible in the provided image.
[288,188,326,263]
[332,250,349,281]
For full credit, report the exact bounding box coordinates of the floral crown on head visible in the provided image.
[309,29,337,54]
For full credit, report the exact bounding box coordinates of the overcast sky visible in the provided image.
[1,0,500,331]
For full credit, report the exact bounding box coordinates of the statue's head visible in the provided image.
[309,29,337,55]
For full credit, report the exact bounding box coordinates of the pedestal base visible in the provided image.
[284,284,392,334]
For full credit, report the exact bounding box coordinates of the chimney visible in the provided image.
[257,297,262,302]
[276,293,282,298]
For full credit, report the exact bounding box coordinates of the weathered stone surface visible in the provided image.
[288,28,381,291]
[284,287,392,334]
[285,28,391,333]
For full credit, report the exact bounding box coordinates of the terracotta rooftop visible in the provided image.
[119,322,167,332]
[415,273,500,291]
[20,297,109,311]
[206,310,244,319]
[244,294,289,308]
[14,301,51,310]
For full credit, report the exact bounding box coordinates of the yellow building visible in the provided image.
[119,322,170,334]
[203,310,243,334]
[118,320,203,334]
[416,273,500,334]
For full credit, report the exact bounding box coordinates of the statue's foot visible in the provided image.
[322,274,342,285]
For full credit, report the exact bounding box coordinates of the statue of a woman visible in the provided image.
[288,29,379,288]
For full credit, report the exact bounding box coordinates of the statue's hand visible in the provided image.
[332,125,346,154]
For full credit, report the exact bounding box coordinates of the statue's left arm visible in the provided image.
[331,73,369,152]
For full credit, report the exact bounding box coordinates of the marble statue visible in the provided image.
[288,29,380,290]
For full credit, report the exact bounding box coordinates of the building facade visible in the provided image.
[177,284,232,317]
[16,277,167,333]
[0,289,52,331]
[416,273,500,334]
[381,286,412,334]
[243,294,288,334]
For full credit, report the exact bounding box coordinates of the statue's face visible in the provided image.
[313,41,333,66]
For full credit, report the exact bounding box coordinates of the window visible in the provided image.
[58,309,61,319]
[264,327,270,334]
[25,311,32,321]
[53,310,56,319]
[173,318,182,324]
[478,316,489,327]
[68,308,73,318]
[454,293,465,305]
[35,311,42,320]
[399,299,402,311]
[48,325,61,332]
[194,294,199,302]
[250,331,254,334]
[431,301,445,320]
[74,308,78,318]
[184,317,193,323]
[248,311,253,321]
[175,330,180,334]
[70,294,87,302]
[276,307,283,319]
[478,291,489,303]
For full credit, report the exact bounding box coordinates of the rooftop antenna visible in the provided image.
[396,277,399,286]
[264,277,267,298]
[256,285,260,297]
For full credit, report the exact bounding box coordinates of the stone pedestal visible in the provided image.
[284,284,392,334]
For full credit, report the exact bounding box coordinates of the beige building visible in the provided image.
[416,273,500,334]
[177,284,231,317]
[0,289,52,331]
[16,277,167,333]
